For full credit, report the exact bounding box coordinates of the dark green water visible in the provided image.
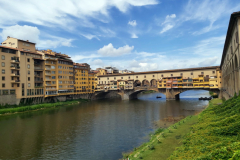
[0,90,210,160]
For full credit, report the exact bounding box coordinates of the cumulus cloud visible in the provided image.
[93,59,104,66]
[0,25,74,48]
[131,33,138,38]
[0,0,157,29]
[1,25,40,43]
[98,43,134,56]
[160,14,176,34]
[128,20,137,27]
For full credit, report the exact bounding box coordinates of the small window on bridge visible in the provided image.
[191,72,193,75]
[161,74,163,77]
[201,72,204,75]
[212,71,215,74]
[129,76,130,79]
[144,76,146,78]
[121,77,123,79]
[180,73,183,76]
[114,77,116,80]
[153,75,155,77]
[171,74,173,76]
[99,78,100,80]
[136,76,138,78]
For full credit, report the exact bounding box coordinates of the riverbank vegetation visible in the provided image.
[169,96,240,159]
[123,97,240,160]
[123,115,199,159]
[209,91,218,98]
[0,99,88,115]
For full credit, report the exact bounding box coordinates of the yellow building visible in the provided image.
[74,63,89,94]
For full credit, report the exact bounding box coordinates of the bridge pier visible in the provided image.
[166,89,179,100]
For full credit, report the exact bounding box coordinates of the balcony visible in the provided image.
[34,67,43,70]
[11,79,20,83]
[45,78,51,81]
[46,88,57,91]
[10,59,20,63]
[45,67,51,70]
[10,65,20,70]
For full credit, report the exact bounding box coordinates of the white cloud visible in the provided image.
[98,43,134,56]
[1,25,40,43]
[0,25,74,49]
[198,57,218,67]
[131,33,138,38]
[92,59,104,66]
[160,14,176,34]
[160,24,174,34]
[0,0,157,29]
[128,20,137,27]
[181,0,240,35]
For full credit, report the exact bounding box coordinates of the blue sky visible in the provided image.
[0,0,239,71]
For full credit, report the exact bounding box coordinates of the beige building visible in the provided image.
[221,11,240,99]
[97,66,222,91]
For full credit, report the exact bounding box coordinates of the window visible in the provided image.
[212,71,215,74]
[136,76,138,78]
[144,76,146,78]
[27,64,30,69]
[1,55,5,60]
[12,84,14,87]
[21,52,24,55]
[27,58,30,62]
[28,77,30,81]
[153,75,155,77]
[2,76,5,81]
[28,70,30,75]
[129,76,130,79]
[171,74,173,77]
[2,62,5,67]
[236,32,239,43]
[51,66,55,69]
[191,72,193,75]
[99,78,100,80]
[161,74,163,77]
[114,77,116,80]
[28,83,30,87]
[180,73,183,76]
[121,77,123,79]
[2,83,5,88]
[107,78,109,80]
[52,76,56,79]
[2,69,5,74]
[17,84,19,87]
[52,71,55,74]
[201,72,204,75]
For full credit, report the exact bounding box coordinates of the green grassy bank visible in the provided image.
[0,99,89,115]
[124,98,238,160]
[169,97,240,159]
[124,114,199,159]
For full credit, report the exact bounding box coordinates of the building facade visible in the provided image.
[220,11,240,99]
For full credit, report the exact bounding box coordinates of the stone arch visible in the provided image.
[150,79,157,87]
[142,79,150,87]
[134,80,141,87]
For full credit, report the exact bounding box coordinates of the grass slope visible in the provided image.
[0,99,88,115]
[169,97,240,159]
[124,115,199,160]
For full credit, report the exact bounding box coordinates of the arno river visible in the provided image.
[0,90,210,160]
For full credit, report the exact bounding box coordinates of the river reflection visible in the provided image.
[0,90,210,160]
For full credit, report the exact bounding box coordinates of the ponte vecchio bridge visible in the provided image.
[94,66,222,100]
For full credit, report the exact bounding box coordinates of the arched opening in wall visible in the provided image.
[142,80,150,87]
[234,54,239,94]
[150,79,157,87]
[178,89,212,99]
[134,80,141,87]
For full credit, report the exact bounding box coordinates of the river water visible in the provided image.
[0,90,210,160]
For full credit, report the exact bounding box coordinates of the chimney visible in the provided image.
[26,40,29,42]
[7,36,10,39]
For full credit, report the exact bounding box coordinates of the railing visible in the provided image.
[45,67,51,70]
[10,59,20,63]
[34,67,43,70]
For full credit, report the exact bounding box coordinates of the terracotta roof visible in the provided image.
[20,49,42,55]
[98,66,219,77]
[0,45,19,50]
